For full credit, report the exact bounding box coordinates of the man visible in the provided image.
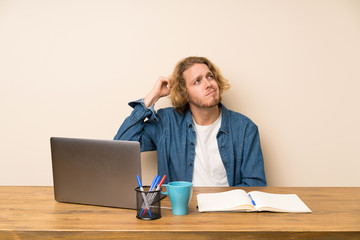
[114,56,266,186]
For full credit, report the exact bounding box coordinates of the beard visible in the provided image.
[187,90,220,109]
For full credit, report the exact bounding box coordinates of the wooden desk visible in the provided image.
[0,187,359,239]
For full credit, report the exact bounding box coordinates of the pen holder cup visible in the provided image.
[135,186,161,220]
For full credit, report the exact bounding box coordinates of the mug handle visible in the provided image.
[161,184,168,195]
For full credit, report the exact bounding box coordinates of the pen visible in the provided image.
[137,175,152,217]
[150,175,160,191]
[140,174,159,216]
[155,175,166,191]
[140,175,166,216]
[146,175,167,206]
[248,194,256,206]
[150,175,166,203]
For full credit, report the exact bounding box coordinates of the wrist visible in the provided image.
[144,92,159,108]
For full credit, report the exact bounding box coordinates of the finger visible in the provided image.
[159,76,170,88]
[167,75,173,89]
[158,76,169,81]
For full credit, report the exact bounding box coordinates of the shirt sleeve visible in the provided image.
[238,125,267,187]
[113,98,158,152]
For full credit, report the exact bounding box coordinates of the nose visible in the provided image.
[203,78,212,88]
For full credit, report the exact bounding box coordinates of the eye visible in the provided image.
[194,78,201,85]
[207,73,214,79]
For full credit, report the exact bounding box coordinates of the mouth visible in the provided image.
[206,89,216,96]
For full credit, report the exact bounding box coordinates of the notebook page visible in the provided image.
[197,189,254,212]
[249,191,312,213]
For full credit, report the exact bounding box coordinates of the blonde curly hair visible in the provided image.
[169,56,230,113]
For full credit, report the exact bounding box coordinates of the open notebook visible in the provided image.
[197,189,312,213]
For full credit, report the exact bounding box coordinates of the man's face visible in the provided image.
[183,63,220,110]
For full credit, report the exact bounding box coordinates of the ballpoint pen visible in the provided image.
[148,175,167,205]
[155,175,166,191]
[140,174,166,217]
[248,193,256,206]
[150,175,160,192]
[141,175,160,216]
[137,175,152,218]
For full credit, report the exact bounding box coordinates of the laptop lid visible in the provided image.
[50,137,141,209]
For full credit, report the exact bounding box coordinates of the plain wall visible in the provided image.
[1,0,359,186]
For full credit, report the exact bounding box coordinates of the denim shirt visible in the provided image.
[114,99,266,187]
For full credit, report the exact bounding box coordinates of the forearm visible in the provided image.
[144,90,160,109]
[143,76,171,108]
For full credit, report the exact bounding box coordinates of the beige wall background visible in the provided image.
[1,0,359,186]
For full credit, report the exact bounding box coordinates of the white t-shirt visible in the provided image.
[192,112,229,187]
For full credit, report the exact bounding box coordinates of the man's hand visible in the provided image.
[144,76,171,108]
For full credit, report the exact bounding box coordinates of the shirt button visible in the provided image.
[190,142,194,145]
[189,163,193,167]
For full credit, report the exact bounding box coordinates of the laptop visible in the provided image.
[50,137,141,209]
